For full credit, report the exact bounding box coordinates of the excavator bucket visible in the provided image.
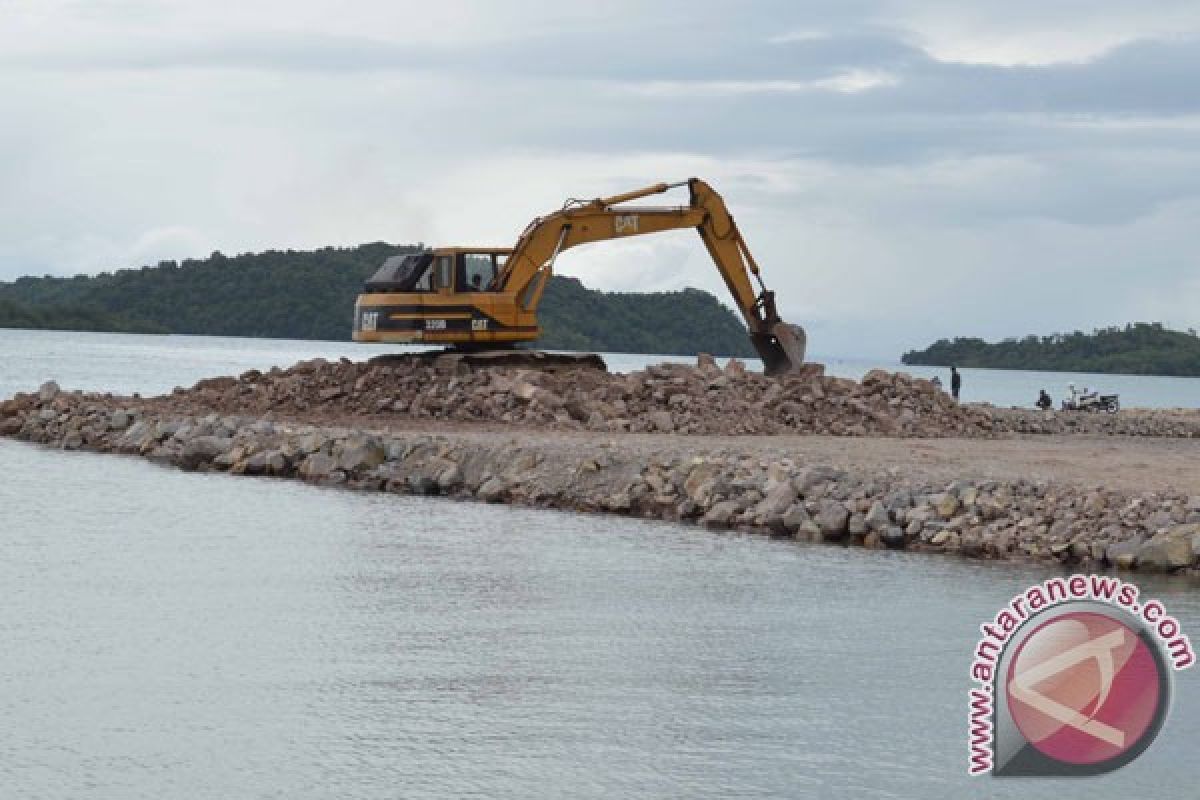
[751,322,808,377]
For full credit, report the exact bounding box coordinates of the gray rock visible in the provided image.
[702,500,742,528]
[299,452,337,481]
[564,399,590,422]
[960,530,984,557]
[605,491,633,512]
[781,504,811,532]
[477,477,509,503]
[848,513,868,536]
[815,500,850,540]
[239,450,288,476]
[931,530,958,548]
[1137,529,1195,571]
[752,482,798,521]
[1106,534,1145,567]
[37,381,61,403]
[793,519,821,541]
[407,474,440,495]
[795,466,842,494]
[865,500,890,531]
[108,410,132,430]
[882,525,906,548]
[178,435,234,470]
[436,465,462,492]
[334,437,386,473]
[1145,510,1175,533]
[884,489,913,512]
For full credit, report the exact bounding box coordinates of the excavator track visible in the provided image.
[369,349,607,372]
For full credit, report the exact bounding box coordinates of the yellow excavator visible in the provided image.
[352,178,807,375]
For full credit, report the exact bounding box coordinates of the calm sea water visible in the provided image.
[2,328,1200,799]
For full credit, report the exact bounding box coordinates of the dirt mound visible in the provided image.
[147,356,1004,438]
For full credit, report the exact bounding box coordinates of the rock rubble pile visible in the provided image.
[135,355,1200,439]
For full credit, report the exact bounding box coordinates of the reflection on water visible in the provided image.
[2,439,1198,799]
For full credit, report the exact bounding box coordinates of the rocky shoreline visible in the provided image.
[4,373,1200,576]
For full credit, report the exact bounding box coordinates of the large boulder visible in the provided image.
[333,437,386,473]
[750,482,799,523]
[237,450,289,476]
[1106,535,1145,569]
[178,435,234,470]
[1138,525,1200,572]
[299,452,337,481]
[864,500,891,531]
[815,500,850,540]
[702,500,742,528]
[882,525,906,548]
[1132,532,1190,568]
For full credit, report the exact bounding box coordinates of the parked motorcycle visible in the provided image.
[1061,393,1120,413]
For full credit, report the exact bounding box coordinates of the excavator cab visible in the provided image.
[354,247,525,347]
[354,178,810,376]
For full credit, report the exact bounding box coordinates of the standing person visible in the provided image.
[950,366,962,401]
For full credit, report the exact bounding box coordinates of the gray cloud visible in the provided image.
[1,0,1198,357]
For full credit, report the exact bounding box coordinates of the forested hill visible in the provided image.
[902,324,1200,376]
[0,243,756,357]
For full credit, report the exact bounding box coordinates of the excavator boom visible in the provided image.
[353,178,808,375]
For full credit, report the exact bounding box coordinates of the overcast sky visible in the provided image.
[2,1,1198,358]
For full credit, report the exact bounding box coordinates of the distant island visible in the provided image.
[0,243,756,357]
[0,298,168,334]
[902,323,1200,376]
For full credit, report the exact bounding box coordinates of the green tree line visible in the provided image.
[0,299,167,334]
[902,323,1200,376]
[0,243,754,356]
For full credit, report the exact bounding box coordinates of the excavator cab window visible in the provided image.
[363,252,434,293]
[460,253,501,291]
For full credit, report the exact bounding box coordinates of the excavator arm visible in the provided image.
[494,178,807,375]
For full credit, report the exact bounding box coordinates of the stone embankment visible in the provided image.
[116,355,1200,439]
[4,374,1200,575]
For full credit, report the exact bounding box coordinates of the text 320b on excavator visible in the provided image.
[352,178,807,375]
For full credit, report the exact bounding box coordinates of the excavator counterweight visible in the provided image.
[353,178,809,376]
